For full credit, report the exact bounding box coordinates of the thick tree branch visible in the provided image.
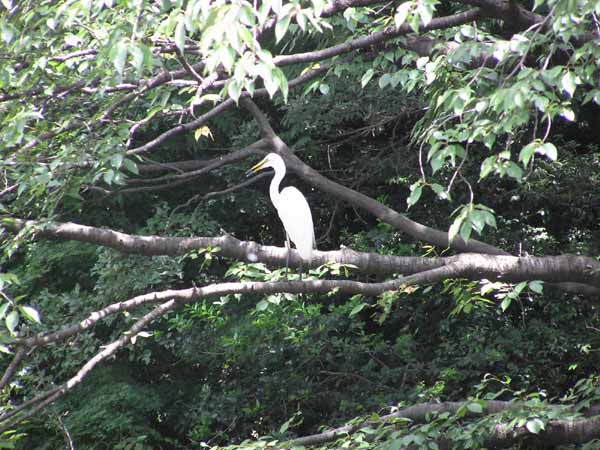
[3,219,600,291]
[459,0,544,30]
[288,400,521,446]
[288,399,600,448]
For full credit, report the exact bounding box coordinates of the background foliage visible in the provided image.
[1,0,599,449]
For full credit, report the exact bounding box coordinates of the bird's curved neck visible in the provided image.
[269,166,285,209]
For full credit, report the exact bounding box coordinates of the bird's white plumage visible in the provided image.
[247,153,316,262]
[275,186,315,261]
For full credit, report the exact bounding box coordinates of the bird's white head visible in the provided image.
[245,153,286,176]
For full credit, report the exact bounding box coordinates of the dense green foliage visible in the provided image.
[1,0,600,449]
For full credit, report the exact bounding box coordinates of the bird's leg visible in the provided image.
[284,233,291,280]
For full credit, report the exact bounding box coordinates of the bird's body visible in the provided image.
[246,153,315,262]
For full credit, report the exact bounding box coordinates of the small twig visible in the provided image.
[0,184,17,199]
[171,172,269,215]
[319,201,340,243]
[446,143,469,193]
[57,412,76,450]
[175,49,204,84]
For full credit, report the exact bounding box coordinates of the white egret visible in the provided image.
[245,153,316,270]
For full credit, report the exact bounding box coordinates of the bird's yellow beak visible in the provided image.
[245,157,268,177]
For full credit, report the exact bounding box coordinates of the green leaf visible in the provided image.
[519,142,537,167]
[112,41,129,75]
[466,402,483,414]
[448,217,462,243]
[256,299,269,311]
[514,281,528,294]
[539,142,557,161]
[459,220,472,242]
[123,159,139,175]
[480,156,496,179]
[129,45,145,73]
[394,2,412,28]
[559,107,575,121]
[5,309,18,333]
[0,302,9,320]
[379,73,392,89]
[526,418,544,434]
[111,154,123,169]
[361,68,375,87]
[227,79,242,103]
[349,303,366,317]
[19,305,41,324]
[275,13,291,43]
[561,71,577,97]
[388,439,403,450]
[500,296,512,312]
[430,183,446,199]
[175,16,186,53]
[273,67,289,102]
[529,280,544,294]
[506,162,523,181]
[407,183,422,208]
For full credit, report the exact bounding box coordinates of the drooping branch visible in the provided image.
[0,298,180,432]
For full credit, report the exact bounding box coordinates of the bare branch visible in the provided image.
[0,347,26,391]
[0,269,453,430]
[122,140,268,188]
[174,49,204,84]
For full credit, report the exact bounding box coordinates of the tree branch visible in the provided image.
[125,62,330,156]
[272,8,482,67]
[3,219,600,291]
[288,399,600,448]
[0,269,453,430]
[0,347,26,391]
